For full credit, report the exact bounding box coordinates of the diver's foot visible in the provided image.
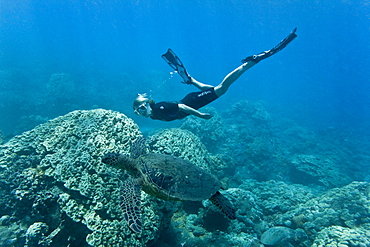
[241,28,297,64]
[177,71,192,85]
[184,76,195,85]
[241,50,272,63]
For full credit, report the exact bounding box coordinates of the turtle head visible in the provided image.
[102,153,136,172]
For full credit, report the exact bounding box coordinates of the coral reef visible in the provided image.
[311,225,370,247]
[150,179,370,246]
[289,154,351,187]
[1,105,369,247]
[0,215,24,247]
[277,181,370,233]
[165,178,369,246]
[148,128,228,179]
[181,100,353,188]
[0,109,173,246]
[25,222,51,246]
[156,192,259,247]
[180,106,227,150]
[252,181,370,246]
[238,180,320,219]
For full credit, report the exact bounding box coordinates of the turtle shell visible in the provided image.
[136,153,221,201]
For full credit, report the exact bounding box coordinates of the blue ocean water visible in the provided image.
[0,0,369,135]
[1,1,370,246]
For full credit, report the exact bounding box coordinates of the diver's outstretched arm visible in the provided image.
[178,104,213,119]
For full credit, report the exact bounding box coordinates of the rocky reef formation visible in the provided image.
[180,106,226,149]
[181,100,354,188]
[148,128,227,180]
[0,109,171,246]
[236,180,370,246]
[311,225,370,246]
[130,127,370,246]
[276,181,370,241]
[0,110,232,246]
[147,177,370,246]
[1,107,369,247]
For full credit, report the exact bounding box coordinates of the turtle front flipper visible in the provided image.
[121,178,142,233]
[130,136,148,159]
[209,191,236,220]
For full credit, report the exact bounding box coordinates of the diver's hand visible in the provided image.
[179,104,213,119]
[200,113,213,119]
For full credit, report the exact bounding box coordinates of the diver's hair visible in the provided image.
[133,93,155,109]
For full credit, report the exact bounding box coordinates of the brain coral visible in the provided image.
[0,109,172,246]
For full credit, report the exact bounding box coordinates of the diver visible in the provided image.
[133,28,297,121]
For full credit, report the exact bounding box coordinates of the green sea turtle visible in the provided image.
[102,137,236,233]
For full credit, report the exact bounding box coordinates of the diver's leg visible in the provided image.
[214,61,256,97]
[189,77,214,90]
[215,28,298,97]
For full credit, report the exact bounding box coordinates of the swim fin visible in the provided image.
[162,48,192,84]
[242,27,298,63]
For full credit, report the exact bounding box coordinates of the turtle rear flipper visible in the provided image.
[121,178,142,233]
[209,191,236,220]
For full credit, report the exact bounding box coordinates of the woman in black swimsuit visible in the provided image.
[133,28,297,121]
